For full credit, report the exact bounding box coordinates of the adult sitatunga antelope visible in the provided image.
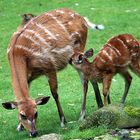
[2,8,104,137]
[70,34,140,107]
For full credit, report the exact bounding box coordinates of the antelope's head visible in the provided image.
[70,48,94,70]
[2,96,50,137]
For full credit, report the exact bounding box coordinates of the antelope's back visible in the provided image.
[8,8,88,70]
[94,34,140,71]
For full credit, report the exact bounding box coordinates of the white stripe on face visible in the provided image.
[31,22,58,40]
[27,120,32,125]
[46,13,69,35]
[102,49,113,62]
[27,119,36,125]
[25,29,52,48]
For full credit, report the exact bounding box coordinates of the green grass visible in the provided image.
[0,0,140,139]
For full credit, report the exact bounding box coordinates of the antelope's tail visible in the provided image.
[84,17,105,30]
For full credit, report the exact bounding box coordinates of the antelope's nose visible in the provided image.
[30,131,38,137]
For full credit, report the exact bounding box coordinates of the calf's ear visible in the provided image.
[84,48,94,58]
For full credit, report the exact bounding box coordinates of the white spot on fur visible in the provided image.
[71,13,75,18]
[126,39,133,43]
[20,111,25,115]
[68,21,73,25]
[56,34,60,37]
[56,10,65,14]
[48,36,53,40]
[70,32,81,38]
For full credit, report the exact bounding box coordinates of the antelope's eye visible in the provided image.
[34,112,38,118]
[20,114,27,120]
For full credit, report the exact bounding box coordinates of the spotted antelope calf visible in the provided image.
[2,8,104,137]
[71,34,140,108]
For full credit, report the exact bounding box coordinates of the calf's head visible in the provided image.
[2,96,50,137]
[70,48,94,69]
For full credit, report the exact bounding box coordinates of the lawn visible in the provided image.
[0,0,140,139]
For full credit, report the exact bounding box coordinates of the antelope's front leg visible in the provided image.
[79,78,89,121]
[48,71,66,127]
[77,71,88,120]
[103,75,112,106]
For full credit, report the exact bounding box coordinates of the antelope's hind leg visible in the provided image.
[120,71,132,104]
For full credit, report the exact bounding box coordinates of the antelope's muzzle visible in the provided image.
[29,130,38,137]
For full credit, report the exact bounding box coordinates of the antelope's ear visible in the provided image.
[2,101,17,110]
[84,48,94,58]
[35,96,50,105]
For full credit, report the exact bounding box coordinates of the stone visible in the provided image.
[38,133,62,140]
[79,104,140,130]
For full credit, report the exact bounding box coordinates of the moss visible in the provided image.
[124,106,140,118]
[79,104,140,130]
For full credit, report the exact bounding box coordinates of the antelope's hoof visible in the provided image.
[79,111,85,121]
[60,116,67,127]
